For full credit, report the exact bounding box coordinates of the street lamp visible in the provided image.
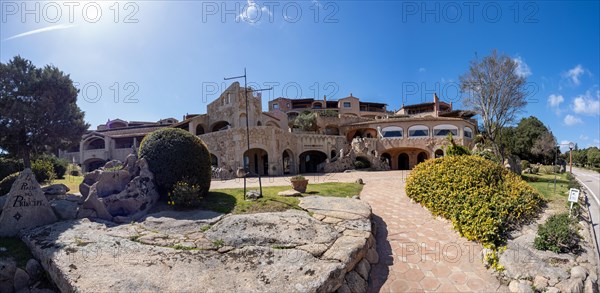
[224,69,272,199]
[569,141,575,174]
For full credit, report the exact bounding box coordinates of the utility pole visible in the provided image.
[224,69,272,199]
[569,142,574,174]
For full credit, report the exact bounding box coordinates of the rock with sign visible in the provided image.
[0,169,58,237]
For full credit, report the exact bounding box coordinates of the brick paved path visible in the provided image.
[211,170,506,292]
[359,171,505,292]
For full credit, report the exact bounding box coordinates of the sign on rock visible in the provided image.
[0,169,57,237]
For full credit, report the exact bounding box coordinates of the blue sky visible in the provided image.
[1,0,599,150]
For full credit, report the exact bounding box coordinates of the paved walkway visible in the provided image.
[359,171,504,292]
[210,171,505,292]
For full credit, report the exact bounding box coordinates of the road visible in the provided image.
[571,167,600,267]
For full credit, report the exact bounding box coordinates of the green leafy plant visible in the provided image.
[290,175,305,181]
[446,133,471,156]
[31,159,55,183]
[139,128,211,198]
[212,239,224,248]
[293,111,318,131]
[534,213,581,253]
[0,157,23,181]
[168,180,203,209]
[406,155,544,247]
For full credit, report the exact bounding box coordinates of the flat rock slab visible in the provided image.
[139,210,223,235]
[205,210,339,247]
[299,196,371,220]
[21,218,346,293]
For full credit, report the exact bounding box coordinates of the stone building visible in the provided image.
[60,82,477,175]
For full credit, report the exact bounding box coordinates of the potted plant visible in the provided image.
[290,175,309,193]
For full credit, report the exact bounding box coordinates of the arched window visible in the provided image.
[433,124,459,137]
[381,126,403,138]
[435,149,444,158]
[464,127,473,138]
[408,125,429,137]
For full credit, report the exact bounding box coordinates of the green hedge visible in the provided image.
[406,155,544,247]
[0,157,23,181]
[139,128,211,199]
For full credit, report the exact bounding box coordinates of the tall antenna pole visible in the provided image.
[225,69,272,198]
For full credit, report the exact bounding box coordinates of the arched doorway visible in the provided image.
[196,125,205,135]
[210,154,218,167]
[282,149,294,175]
[211,121,231,132]
[381,153,392,168]
[398,153,409,170]
[417,152,428,164]
[435,149,444,158]
[299,151,327,173]
[244,148,269,176]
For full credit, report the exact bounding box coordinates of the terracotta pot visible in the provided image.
[291,179,309,193]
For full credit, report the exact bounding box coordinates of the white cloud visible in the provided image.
[564,115,583,126]
[237,0,272,24]
[418,67,426,73]
[572,90,600,115]
[3,24,77,41]
[565,64,585,86]
[513,56,532,78]
[580,134,589,140]
[548,94,564,107]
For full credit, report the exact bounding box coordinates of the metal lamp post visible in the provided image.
[569,141,574,174]
[224,69,272,199]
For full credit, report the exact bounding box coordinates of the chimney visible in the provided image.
[434,93,439,117]
[323,95,327,102]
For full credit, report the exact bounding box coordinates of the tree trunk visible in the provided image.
[22,148,31,169]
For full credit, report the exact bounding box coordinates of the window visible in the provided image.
[433,124,459,137]
[408,125,429,137]
[464,127,473,138]
[343,102,351,108]
[273,104,279,110]
[382,126,403,138]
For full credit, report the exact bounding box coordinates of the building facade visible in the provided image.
[60,82,477,175]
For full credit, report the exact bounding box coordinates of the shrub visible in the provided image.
[521,160,530,171]
[139,128,211,198]
[31,159,55,183]
[405,155,544,247]
[446,133,471,156]
[290,175,306,181]
[354,157,371,169]
[0,157,23,181]
[35,155,68,179]
[534,213,581,253]
[168,180,202,209]
[540,165,560,174]
[0,172,19,195]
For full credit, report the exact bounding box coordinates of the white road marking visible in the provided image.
[576,177,600,206]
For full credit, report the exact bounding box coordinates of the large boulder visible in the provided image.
[80,158,159,222]
[41,184,69,196]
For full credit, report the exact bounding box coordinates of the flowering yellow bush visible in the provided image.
[406,155,544,247]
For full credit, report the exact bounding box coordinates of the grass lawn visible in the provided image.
[204,182,364,214]
[522,172,578,213]
[48,174,84,193]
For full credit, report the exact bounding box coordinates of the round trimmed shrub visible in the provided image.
[406,155,544,247]
[139,128,211,199]
[31,159,55,183]
[534,213,581,253]
[0,157,23,181]
[0,172,19,195]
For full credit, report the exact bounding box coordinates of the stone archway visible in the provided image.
[244,148,269,176]
[211,121,231,132]
[299,151,327,173]
[196,125,205,135]
[282,149,294,175]
[84,137,105,150]
[435,149,444,158]
[398,153,409,170]
[417,152,428,164]
[381,153,392,169]
[84,158,105,172]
